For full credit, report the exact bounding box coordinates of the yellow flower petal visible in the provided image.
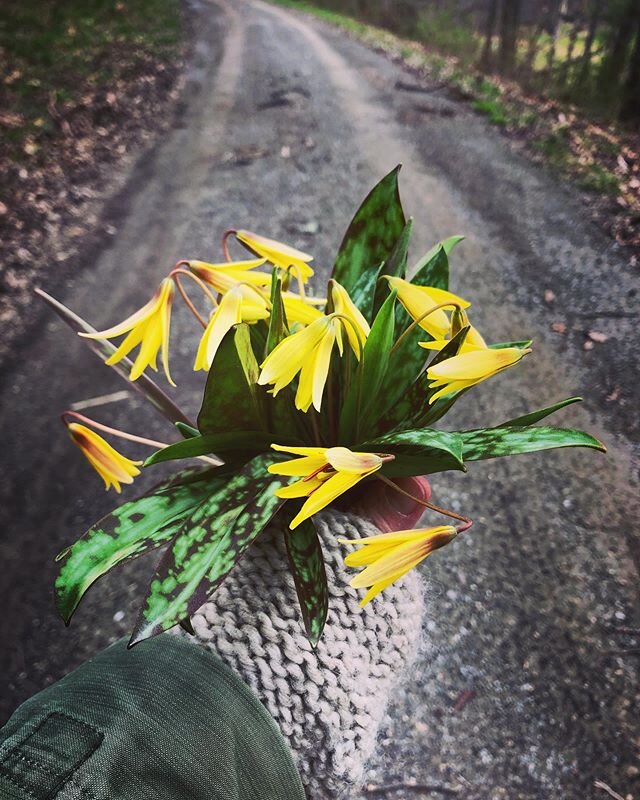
[68,423,142,493]
[290,470,369,529]
[82,279,175,385]
[268,455,328,476]
[330,280,370,357]
[325,447,382,474]
[386,276,468,339]
[427,346,528,381]
[235,230,314,280]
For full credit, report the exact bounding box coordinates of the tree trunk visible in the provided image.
[619,8,640,124]
[479,0,500,71]
[597,0,637,100]
[559,16,581,85]
[498,0,522,76]
[574,1,601,92]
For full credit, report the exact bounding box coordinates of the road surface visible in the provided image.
[1,1,638,797]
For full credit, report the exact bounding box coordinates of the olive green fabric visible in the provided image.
[0,636,306,800]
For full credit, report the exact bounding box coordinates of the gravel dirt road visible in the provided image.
[1,1,638,797]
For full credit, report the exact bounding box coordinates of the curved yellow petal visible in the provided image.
[325,447,382,474]
[290,470,367,529]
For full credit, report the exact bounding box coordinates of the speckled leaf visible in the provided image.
[339,290,397,443]
[266,271,288,356]
[54,470,220,624]
[410,236,463,287]
[459,425,606,461]
[130,454,288,645]
[377,325,470,433]
[350,261,384,322]
[489,339,533,350]
[496,397,582,428]
[361,428,465,477]
[331,165,406,294]
[197,324,264,435]
[373,219,413,316]
[410,242,449,290]
[284,513,328,647]
[145,431,275,466]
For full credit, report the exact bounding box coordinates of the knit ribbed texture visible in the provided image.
[185,511,425,800]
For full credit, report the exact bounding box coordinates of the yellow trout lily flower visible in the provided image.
[235,230,314,282]
[194,285,269,371]
[426,346,531,403]
[269,445,384,529]
[330,279,370,357]
[419,323,487,355]
[258,314,344,412]
[339,525,457,606]
[67,422,142,493]
[385,276,469,340]
[188,258,271,294]
[281,292,325,326]
[80,278,175,385]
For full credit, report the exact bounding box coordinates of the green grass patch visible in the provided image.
[0,0,182,160]
[577,163,620,195]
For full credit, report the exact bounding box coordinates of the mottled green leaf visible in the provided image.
[411,236,464,283]
[54,470,219,624]
[130,454,288,645]
[350,261,384,323]
[496,397,582,428]
[176,421,200,439]
[145,431,277,466]
[373,219,413,316]
[361,428,465,476]
[197,324,264,435]
[459,425,606,462]
[279,506,328,647]
[378,325,470,432]
[489,339,533,350]
[331,165,406,294]
[410,242,449,290]
[340,290,397,442]
[266,271,288,356]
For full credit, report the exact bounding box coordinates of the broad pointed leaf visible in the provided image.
[378,325,470,432]
[411,236,464,283]
[130,454,288,645]
[361,428,465,477]
[280,506,328,647]
[495,397,582,428]
[373,219,413,316]
[331,165,406,294]
[410,242,449,290]
[197,324,264,435]
[145,431,277,466]
[339,290,397,442]
[54,470,219,624]
[460,425,606,462]
[266,271,288,356]
[350,261,384,323]
[489,339,533,350]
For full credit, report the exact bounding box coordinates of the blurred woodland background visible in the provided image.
[305,0,640,124]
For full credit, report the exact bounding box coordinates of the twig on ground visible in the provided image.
[70,391,131,411]
[594,779,625,800]
[363,782,459,797]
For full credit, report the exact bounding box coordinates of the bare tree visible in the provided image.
[498,0,522,75]
[479,0,500,70]
[619,5,640,124]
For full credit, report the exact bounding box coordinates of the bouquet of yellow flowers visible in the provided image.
[42,167,604,647]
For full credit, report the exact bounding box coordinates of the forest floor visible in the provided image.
[0,0,187,363]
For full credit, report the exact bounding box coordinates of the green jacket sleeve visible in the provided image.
[0,635,306,800]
